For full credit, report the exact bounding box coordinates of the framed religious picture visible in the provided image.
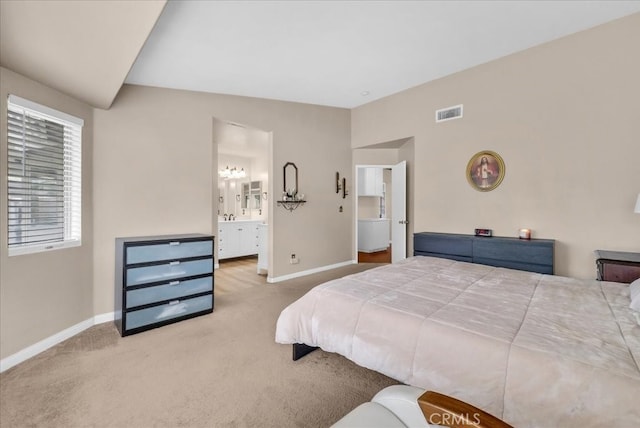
[466,150,505,192]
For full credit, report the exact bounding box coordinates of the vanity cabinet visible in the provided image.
[358,167,384,197]
[218,220,261,259]
[115,234,214,337]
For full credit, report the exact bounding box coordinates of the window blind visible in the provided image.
[7,95,83,255]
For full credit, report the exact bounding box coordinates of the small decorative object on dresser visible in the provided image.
[594,250,640,283]
[474,228,492,237]
[115,234,214,337]
[518,228,531,239]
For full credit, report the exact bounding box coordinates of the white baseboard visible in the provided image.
[1,311,116,373]
[1,259,359,371]
[267,260,356,283]
[94,311,115,324]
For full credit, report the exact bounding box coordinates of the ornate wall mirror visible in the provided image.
[278,162,306,211]
[283,162,298,197]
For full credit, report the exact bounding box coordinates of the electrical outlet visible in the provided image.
[290,253,299,264]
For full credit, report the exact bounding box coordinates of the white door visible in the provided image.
[391,161,407,263]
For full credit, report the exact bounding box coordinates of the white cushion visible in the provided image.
[372,385,430,428]
[331,402,408,428]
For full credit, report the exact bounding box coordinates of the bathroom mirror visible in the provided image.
[218,178,248,218]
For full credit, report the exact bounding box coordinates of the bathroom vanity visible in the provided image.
[217,219,262,260]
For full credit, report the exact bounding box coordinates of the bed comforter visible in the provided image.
[275,256,640,427]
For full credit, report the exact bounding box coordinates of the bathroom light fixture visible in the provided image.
[218,166,246,179]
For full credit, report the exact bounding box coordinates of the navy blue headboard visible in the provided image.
[414,232,555,274]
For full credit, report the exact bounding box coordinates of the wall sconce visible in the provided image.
[235,194,240,202]
[336,172,348,198]
[263,191,268,200]
[342,177,348,199]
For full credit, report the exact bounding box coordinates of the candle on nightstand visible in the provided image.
[519,228,531,240]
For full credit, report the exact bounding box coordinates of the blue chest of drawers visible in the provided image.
[115,234,214,336]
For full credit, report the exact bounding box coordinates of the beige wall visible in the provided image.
[0,67,94,359]
[93,85,352,314]
[3,12,638,362]
[352,14,640,278]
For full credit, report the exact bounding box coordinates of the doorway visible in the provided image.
[213,118,271,275]
[354,161,407,264]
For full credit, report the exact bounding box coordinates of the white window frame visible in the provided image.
[7,95,83,256]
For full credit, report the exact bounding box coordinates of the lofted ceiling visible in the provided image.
[2,1,640,110]
[126,1,640,108]
[0,0,166,109]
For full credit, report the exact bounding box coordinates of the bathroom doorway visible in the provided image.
[213,118,271,276]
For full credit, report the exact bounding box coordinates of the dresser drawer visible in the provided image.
[126,258,213,287]
[125,294,213,331]
[598,261,640,283]
[126,239,212,265]
[473,239,552,264]
[414,233,473,258]
[126,276,213,309]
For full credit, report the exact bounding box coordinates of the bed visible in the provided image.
[275,251,640,427]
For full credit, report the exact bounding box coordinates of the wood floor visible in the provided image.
[217,252,390,294]
[358,245,391,263]
[216,256,266,295]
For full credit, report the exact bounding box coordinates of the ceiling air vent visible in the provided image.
[435,104,463,123]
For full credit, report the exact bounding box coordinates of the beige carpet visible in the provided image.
[0,262,397,427]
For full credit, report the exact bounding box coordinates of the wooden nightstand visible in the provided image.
[594,250,640,283]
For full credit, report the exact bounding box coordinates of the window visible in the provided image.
[7,95,83,256]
